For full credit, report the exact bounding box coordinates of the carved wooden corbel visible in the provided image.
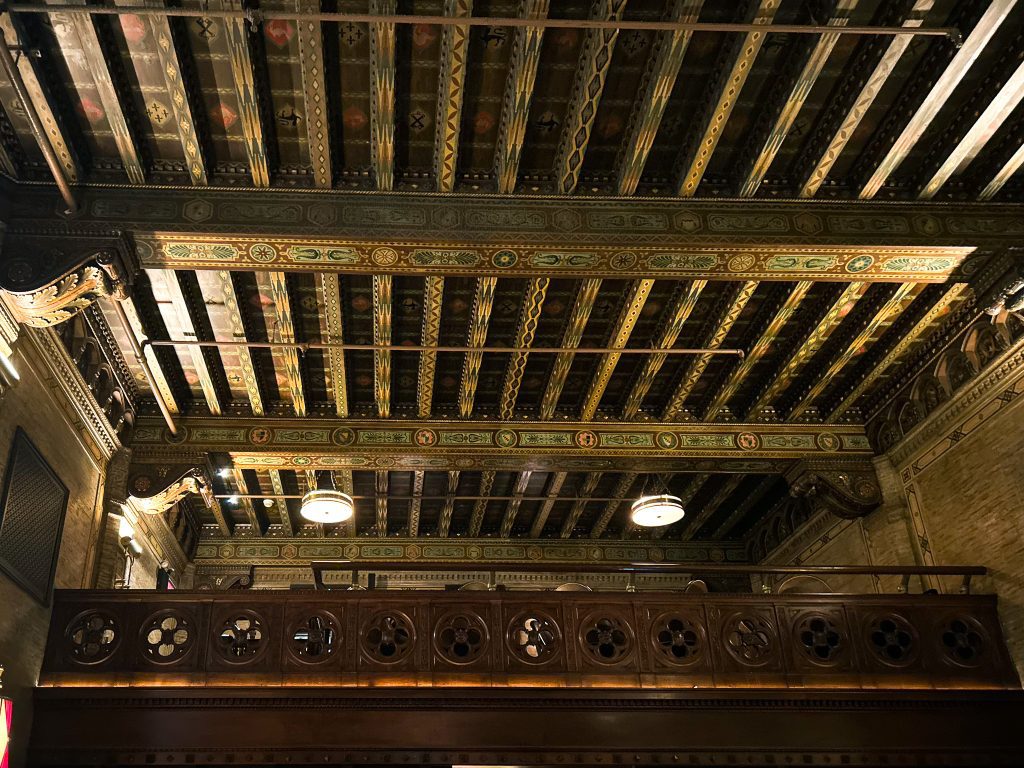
[126,463,215,516]
[0,233,136,327]
[785,459,882,520]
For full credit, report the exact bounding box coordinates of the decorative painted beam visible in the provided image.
[978,127,1024,200]
[712,475,777,538]
[559,472,601,539]
[417,276,444,417]
[0,14,79,185]
[47,1,145,183]
[332,468,355,537]
[616,0,703,196]
[116,295,181,415]
[662,281,759,420]
[438,470,460,537]
[212,0,270,186]
[679,475,744,542]
[210,271,264,416]
[373,274,392,418]
[589,471,638,538]
[408,470,425,537]
[231,467,263,536]
[737,1,857,197]
[257,271,306,417]
[580,279,654,419]
[745,282,868,417]
[704,282,813,420]
[434,0,473,193]
[150,269,221,415]
[621,280,707,418]
[493,0,549,194]
[858,0,1018,199]
[374,469,389,537]
[826,282,968,420]
[540,279,602,418]
[295,6,331,188]
[499,278,549,419]
[319,273,349,417]
[369,0,397,191]
[674,0,780,197]
[529,471,566,538]
[459,277,498,417]
[787,283,917,419]
[553,0,629,195]
[798,0,933,198]
[499,470,532,537]
[919,58,1024,199]
[468,470,496,537]
[268,468,293,536]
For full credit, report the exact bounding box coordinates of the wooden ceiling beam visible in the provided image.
[616,0,703,196]
[499,278,549,419]
[737,1,857,197]
[529,471,566,538]
[268,468,293,537]
[540,278,602,419]
[369,0,397,191]
[662,281,758,420]
[212,0,271,186]
[375,469,389,537]
[580,279,654,420]
[589,471,638,538]
[745,282,867,417]
[559,472,601,539]
[621,280,707,419]
[858,0,1018,200]
[826,282,968,420]
[438,470,460,537]
[459,277,498,417]
[113,296,181,415]
[208,271,264,416]
[408,469,425,537]
[231,467,263,536]
[258,271,306,417]
[47,0,145,184]
[373,274,392,418]
[295,6,331,188]
[334,469,355,537]
[468,470,496,537]
[319,273,348,418]
[499,470,532,537]
[712,475,777,539]
[434,0,473,193]
[787,283,917,419]
[674,0,779,197]
[417,276,444,418]
[493,0,549,194]
[553,0,628,195]
[978,122,1024,200]
[679,475,743,542]
[798,0,933,198]
[704,281,813,420]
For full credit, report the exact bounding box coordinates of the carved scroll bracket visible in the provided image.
[785,458,882,520]
[0,232,136,327]
[126,463,215,517]
[978,250,1024,317]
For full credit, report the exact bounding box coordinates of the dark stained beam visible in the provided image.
[979,126,1024,200]
[675,0,779,197]
[499,278,549,419]
[493,0,549,194]
[559,472,601,539]
[679,475,744,542]
[616,0,703,196]
[369,0,397,191]
[434,0,473,193]
[553,0,628,195]
[712,475,777,539]
[231,468,263,536]
[528,471,565,538]
[500,470,532,537]
[589,471,638,538]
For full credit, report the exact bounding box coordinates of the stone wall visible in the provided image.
[0,334,108,768]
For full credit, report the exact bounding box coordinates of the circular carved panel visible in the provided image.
[362,611,415,664]
[723,615,776,667]
[140,610,193,664]
[288,612,340,664]
[867,614,918,667]
[795,613,844,666]
[579,613,634,665]
[214,611,267,664]
[507,610,561,665]
[434,611,489,665]
[650,613,704,666]
[66,610,118,665]
[940,616,987,668]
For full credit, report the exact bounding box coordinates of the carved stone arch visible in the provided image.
[73,336,102,379]
[896,398,924,435]
[105,389,126,424]
[962,321,1008,371]
[870,406,903,454]
[936,349,977,394]
[911,373,948,417]
[117,410,135,441]
[92,364,115,405]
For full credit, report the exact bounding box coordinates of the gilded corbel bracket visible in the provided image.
[979,251,1024,316]
[126,463,214,516]
[0,232,136,327]
[785,458,882,520]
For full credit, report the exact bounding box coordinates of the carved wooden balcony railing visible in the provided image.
[41,583,1019,690]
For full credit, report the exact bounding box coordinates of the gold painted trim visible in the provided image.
[369,0,397,191]
[408,469,425,537]
[296,6,332,189]
[540,278,602,419]
[589,471,637,538]
[458,276,498,417]
[375,469,389,537]
[263,271,306,417]
[417,276,444,418]
[468,469,496,537]
[268,468,293,536]
[500,470,532,537]
[434,0,473,193]
[559,471,601,539]
[212,270,263,415]
[319,273,349,417]
[438,470,460,537]
[373,274,393,418]
[500,277,549,419]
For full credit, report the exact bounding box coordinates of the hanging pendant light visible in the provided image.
[301,473,354,524]
[630,494,685,527]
